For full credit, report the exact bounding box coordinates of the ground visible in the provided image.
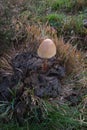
[0,0,87,130]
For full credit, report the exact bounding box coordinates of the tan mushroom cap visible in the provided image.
[37,38,56,59]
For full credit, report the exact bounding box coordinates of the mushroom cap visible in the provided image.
[37,38,56,59]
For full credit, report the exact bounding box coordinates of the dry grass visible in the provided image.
[77,0,87,6]
[25,24,84,74]
[0,25,86,87]
[0,1,87,129]
[0,55,14,76]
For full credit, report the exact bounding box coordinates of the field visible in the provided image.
[0,0,87,130]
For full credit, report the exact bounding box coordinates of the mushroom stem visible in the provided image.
[42,59,48,72]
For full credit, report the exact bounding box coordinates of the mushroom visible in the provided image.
[37,38,56,71]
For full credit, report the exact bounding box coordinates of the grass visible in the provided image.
[0,25,87,130]
[1,0,87,52]
[0,101,87,130]
[0,25,84,75]
[0,0,87,130]
[50,0,87,13]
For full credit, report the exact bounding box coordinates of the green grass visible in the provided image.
[0,101,87,130]
[0,0,87,130]
[50,0,74,11]
[50,0,87,13]
[45,12,86,35]
[0,0,87,52]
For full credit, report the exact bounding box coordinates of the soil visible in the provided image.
[0,52,66,101]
